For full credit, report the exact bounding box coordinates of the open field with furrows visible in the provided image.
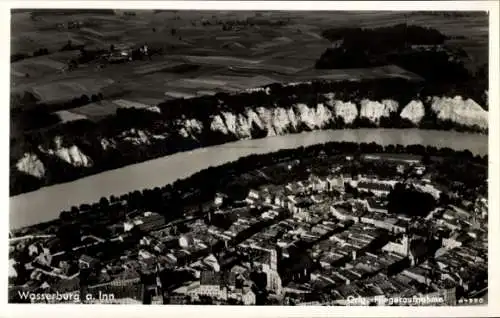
[11,58,66,78]
[111,99,153,110]
[54,110,88,123]
[29,77,115,104]
[68,100,121,121]
[11,10,487,130]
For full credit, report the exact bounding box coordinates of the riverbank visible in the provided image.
[9,128,487,230]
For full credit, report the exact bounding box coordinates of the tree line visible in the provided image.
[321,24,448,52]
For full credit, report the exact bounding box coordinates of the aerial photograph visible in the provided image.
[8,8,489,306]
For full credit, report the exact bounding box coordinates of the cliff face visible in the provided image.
[100,138,116,150]
[359,99,399,124]
[324,93,358,124]
[209,95,487,137]
[39,137,93,168]
[430,96,488,130]
[400,100,426,124]
[178,118,203,139]
[16,153,45,178]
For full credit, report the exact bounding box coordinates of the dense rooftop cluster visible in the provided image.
[9,144,487,305]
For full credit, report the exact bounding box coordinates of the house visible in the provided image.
[309,176,327,193]
[9,259,17,278]
[28,243,40,257]
[248,189,260,200]
[34,251,52,267]
[123,221,135,232]
[203,254,221,272]
[79,255,99,269]
[139,249,154,260]
[442,232,468,249]
[240,287,256,305]
[140,236,153,246]
[188,271,228,300]
[274,195,286,208]
[179,234,195,248]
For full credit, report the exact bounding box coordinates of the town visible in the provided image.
[8,147,488,305]
[9,9,490,309]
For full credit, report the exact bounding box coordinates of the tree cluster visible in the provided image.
[387,183,436,217]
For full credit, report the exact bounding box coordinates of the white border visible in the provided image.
[1,1,499,317]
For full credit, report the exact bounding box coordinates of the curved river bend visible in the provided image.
[9,129,488,230]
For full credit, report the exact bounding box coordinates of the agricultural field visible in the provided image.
[299,65,424,82]
[54,110,88,123]
[29,77,115,104]
[69,100,121,121]
[111,99,153,110]
[11,10,488,132]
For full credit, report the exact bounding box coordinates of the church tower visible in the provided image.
[402,234,410,257]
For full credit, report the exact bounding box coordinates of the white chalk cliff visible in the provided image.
[400,100,426,124]
[40,136,92,167]
[359,99,399,123]
[430,96,488,129]
[16,153,46,178]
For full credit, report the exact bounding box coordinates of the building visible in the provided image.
[87,279,143,302]
[247,244,278,272]
[247,189,260,200]
[330,206,358,223]
[202,254,221,272]
[326,175,345,192]
[382,235,410,257]
[442,232,468,249]
[185,271,229,300]
[9,259,17,279]
[79,255,99,269]
[357,181,393,197]
[366,199,388,214]
[178,234,195,249]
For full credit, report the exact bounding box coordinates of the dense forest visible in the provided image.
[315,24,488,105]
[10,77,488,196]
[18,140,487,238]
[321,24,448,51]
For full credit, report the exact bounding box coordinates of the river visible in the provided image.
[9,129,488,230]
